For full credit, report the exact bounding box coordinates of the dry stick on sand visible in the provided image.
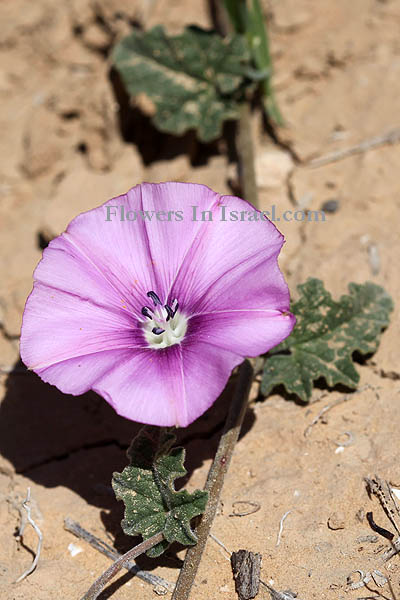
[14,488,43,584]
[231,549,262,600]
[308,127,400,168]
[208,534,303,600]
[172,360,254,600]
[171,100,259,600]
[346,475,400,595]
[80,103,258,600]
[79,361,254,600]
[81,532,165,600]
[64,518,174,591]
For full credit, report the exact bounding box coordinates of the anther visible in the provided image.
[141,306,153,319]
[147,291,162,306]
[164,305,174,321]
[172,300,179,317]
[152,327,165,335]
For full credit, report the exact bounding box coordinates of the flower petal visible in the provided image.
[20,182,294,428]
[138,182,220,301]
[179,341,243,426]
[35,186,166,316]
[34,183,222,313]
[34,350,135,396]
[171,194,290,315]
[21,283,144,373]
[187,310,296,357]
[92,342,242,427]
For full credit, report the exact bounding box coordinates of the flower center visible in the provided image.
[141,290,188,349]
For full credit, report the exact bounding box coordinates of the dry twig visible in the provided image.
[209,533,303,600]
[172,360,254,600]
[308,127,400,168]
[14,488,43,583]
[347,474,400,593]
[64,517,173,591]
[209,533,231,559]
[231,550,262,600]
[276,511,292,547]
[81,531,164,600]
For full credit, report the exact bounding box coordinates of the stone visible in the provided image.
[255,148,294,189]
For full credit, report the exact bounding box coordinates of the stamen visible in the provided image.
[147,291,162,306]
[141,291,186,349]
[141,306,153,319]
[152,327,165,335]
[164,304,174,321]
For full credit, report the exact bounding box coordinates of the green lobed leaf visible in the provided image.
[261,279,393,402]
[112,427,208,557]
[112,25,253,142]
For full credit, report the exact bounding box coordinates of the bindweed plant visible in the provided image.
[19,2,393,600]
[112,0,282,143]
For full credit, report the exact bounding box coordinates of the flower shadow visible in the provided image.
[0,359,255,543]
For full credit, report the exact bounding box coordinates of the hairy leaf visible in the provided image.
[112,427,208,557]
[261,279,393,402]
[112,25,252,141]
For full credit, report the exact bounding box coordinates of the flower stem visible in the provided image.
[237,101,259,209]
[80,531,164,600]
[171,359,254,600]
[246,0,283,125]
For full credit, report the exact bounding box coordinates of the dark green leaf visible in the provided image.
[112,25,252,141]
[112,427,208,557]
[261,279,393,402]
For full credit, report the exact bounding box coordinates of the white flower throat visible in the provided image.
[141,291,188,349]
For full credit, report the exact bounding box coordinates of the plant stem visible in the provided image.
[172,55,259,597]
[237,101,259,209]
[171,359,254,600]
[246,0,283,125]
[81,531,164,600]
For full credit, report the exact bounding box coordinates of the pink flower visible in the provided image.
[20,182,295,427]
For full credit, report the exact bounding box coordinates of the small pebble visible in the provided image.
[68,542,83,557]
[321,198,339,213]
[391,487,400,500]
[153,585,168,596]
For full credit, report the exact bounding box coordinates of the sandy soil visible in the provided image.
[1,1,400,598]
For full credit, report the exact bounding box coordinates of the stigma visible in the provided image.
[141,290,188,349]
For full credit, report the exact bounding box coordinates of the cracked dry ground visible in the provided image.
[1,1,400,599]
